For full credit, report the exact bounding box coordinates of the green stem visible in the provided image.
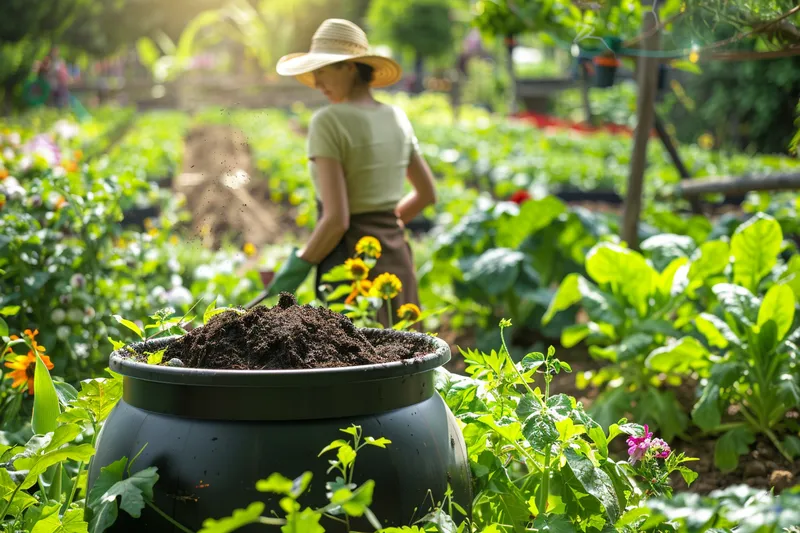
[145,500,195,533]
[386,299,393,329]
[537,446,552,517]
[500,326,537,398]
[62,461,84,514]
[259,516,287,526]
[0,482,22,520]
[765,428,794,463]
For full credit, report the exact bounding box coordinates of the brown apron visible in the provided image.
[315,205,420,329]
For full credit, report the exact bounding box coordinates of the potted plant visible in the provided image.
[592,36,622,88]
[86,238,472,532]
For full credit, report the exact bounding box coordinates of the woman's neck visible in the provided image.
[343,84,377,105]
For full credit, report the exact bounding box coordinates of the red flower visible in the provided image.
[510,190,532,205]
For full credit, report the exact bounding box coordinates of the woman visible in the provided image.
[266,18,437,327]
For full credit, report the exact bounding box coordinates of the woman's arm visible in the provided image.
[298,156,350,264]
[395,150,437,225]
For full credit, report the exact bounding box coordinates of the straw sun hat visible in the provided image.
[276,19,402,89]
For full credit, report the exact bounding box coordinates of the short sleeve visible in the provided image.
[307,110,342,161]
[393,106,419,155]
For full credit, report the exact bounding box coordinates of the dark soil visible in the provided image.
[162,293,436,370]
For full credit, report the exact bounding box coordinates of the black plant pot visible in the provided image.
[595,64,617,88]
[86,330,472,532]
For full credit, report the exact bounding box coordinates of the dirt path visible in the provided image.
[174,124,283,249]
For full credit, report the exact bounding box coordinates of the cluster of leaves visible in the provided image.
[435,320,698,532]
[544,212,800,469]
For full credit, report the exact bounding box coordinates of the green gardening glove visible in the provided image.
[265,248,314,297]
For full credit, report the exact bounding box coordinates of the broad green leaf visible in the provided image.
[687,240,730,294]
[715,427,755,472]
[692,363,741,431]
[336,445,357,469]
[694,313,739,349]
[255,473,293,495]
[198,502,266,533]
[516,394,540,421]
[784,435,800,458]
[642,388,688,443]
[17,444,95,490]
[30,506,88,533]
[203,299,217,324]
[103,466,160,518]
[757,284,795,341]
[341,480,374,517]
[0,468,37,518]
[135,37,161,68]
[532,514,576,532]
[586,243,657,316]
[542,273,581,326]
[659,256,689,299]
[53,381,79,408]
[677,466,699,487]
[588,425,608,460]
[283,507,324,533]
[73,374,124,423]
[0,316,7,337]
[560,324,590,348]
[463,248,524,296]
[0,305,21,316]
[317,440,347,457]
[146,349,166,365]
[32,352,60,435]
[364,437,391,448]
[564,449,620,523]
[112,315,143,339]
[522,412,560,449]
[520,351,545,373]
[730,214,782,291]
[780,255,800,299]
[713,284,760,327]
[497,196,565,249]
[547,394,574,420]
[477,415,524,446]
[640,233,695,271]
[646,337,710,374]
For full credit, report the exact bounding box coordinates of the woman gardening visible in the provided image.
[265,18,437,328]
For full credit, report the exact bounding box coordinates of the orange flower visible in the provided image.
[0,168,8,180]
[74,149,83,161]
[4,351,54,395]
[54,196,67,209]
[345,280,372,304]
[62,160,78,173]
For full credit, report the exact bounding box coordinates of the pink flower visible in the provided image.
[626,425,671,464]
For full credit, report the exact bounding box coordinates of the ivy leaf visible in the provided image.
[564,449,620,523]
[715,427,756,472]
[757,284,795,341]
[522,412,560,449]
[547,394,573,421]
[198,502,266,533]
[87,457,159,533]
[730,213,782,291]
[112,315,143,339]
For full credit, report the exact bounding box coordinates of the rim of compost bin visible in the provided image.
[109,328,450,387]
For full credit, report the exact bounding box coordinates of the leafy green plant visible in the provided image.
[435,319,697,532]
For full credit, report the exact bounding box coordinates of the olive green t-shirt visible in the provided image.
[306,102,419,214]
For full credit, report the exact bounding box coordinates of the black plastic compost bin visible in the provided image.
[86,330,472,532]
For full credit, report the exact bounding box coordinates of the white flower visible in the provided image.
[167,258,180,272]
[74,343,89,359]
[2,176,25,199]
[52,166,66,178]
[67,308,84,324]
[56,326,71,341]
[2,147,14,160]
[51,309,66,324]
[151,285,167,303]
[52,120,79,140]
[170,274,183,288]
[166,286,193,307]
[8,132,20,146]
[194,264,214,280]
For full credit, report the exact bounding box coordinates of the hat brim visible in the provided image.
[276,53,402,89]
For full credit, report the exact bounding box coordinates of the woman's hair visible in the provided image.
[336,61,374,85]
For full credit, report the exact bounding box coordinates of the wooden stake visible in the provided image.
[622,8,660,250]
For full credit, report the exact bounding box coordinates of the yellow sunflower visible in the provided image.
[345,258,370,281]
[355,236,382,259]
[371,273,402,300]
[345,279,373,304]
[397,303,421,322]
[243,242,257,257]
